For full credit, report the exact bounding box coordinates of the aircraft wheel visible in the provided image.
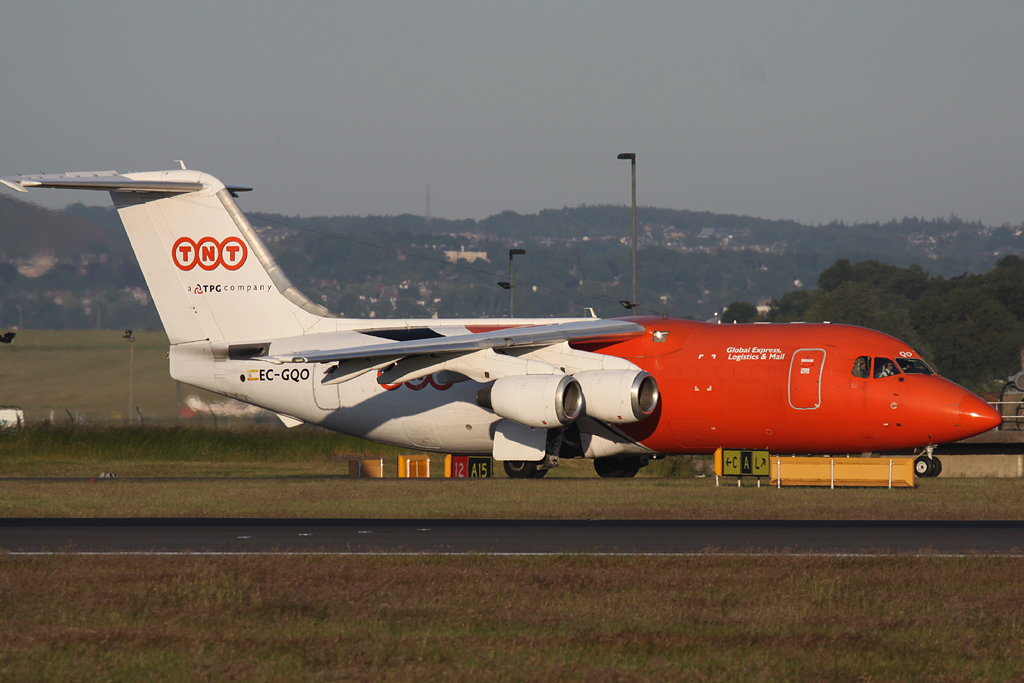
[931,456,942,477]
[914,455,935,478]
[503,461,547,479]
[594,456,641,478]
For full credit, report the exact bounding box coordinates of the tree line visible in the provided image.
[723,257,1024,390]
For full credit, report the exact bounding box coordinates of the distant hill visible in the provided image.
[0,195,152,330]
[0,195,127,260]
[1,191,1022,329]
[245,205,1021,320]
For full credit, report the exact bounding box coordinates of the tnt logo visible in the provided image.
[172,236,247,271]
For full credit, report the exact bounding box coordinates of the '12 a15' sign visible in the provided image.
[172,236,247,271]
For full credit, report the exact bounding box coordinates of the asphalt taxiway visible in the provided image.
[2,519,1023,555]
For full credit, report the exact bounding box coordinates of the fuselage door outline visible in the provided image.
[788,348,826,410]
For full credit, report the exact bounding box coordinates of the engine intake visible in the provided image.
[476,374,582,428]
[574,370,659,424]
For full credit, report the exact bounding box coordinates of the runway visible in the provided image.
[2,519,1024,555]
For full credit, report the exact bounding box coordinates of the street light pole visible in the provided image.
[617,153,637,312]
[123,329,135,424]
[508,248,525,317]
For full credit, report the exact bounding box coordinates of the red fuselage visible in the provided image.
[576,318,1001,454]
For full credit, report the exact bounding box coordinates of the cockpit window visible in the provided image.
[873,357,901,378]
[896,357,934,375]
[851,356,870,378]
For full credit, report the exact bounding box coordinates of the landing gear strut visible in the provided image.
[501,428,563,479]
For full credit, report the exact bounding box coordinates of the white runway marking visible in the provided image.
[5,551,1024,558]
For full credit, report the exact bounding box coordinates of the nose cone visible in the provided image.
[957,393,1002,438]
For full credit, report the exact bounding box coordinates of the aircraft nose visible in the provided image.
[957,393,1002,438]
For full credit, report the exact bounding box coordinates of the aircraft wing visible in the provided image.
[266,319,645,365]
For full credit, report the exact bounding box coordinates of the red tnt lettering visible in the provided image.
[197,237,219,270]
[172,236,248,271]
[172,237,198,270]
[220,237,247,270]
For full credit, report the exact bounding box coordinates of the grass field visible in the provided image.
[3,476,1024,520]
[0,329,231,423]
[1,554,1022,682]
[0,424,412,468]
[3,427,1023,680]
[0,423,687,478]
[2,425,1024,519]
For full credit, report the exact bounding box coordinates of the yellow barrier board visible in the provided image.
[399,455,430,478]
[770,456,915,488]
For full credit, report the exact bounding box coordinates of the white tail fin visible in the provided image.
[3,169,335,343]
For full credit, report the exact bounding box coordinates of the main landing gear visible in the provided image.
[501,428,653,479]
[503,461,549,479]
[593,455,648,478]
[503,427,567,478]
[504,454,652,479]
[914,446,943,478]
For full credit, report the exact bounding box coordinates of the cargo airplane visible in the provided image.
[1,168,1002,477]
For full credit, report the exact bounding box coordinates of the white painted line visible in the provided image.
[3,551,1023,558]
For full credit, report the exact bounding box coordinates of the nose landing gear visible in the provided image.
[914,446,942,478]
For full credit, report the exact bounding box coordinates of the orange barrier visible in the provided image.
[348,459,383,478]
[399,455,431,478]
[770,456,914,488]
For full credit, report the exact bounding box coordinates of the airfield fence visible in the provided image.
[993,390,1024,430]
[15,408,280,429]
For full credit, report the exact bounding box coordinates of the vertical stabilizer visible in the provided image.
[2,169,335,344]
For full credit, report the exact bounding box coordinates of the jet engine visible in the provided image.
[574,370,659,424]
[476,374,583,428]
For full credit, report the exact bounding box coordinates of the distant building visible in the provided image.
[444,246,489,263]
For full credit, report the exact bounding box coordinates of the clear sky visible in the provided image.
[3,1,1024,226]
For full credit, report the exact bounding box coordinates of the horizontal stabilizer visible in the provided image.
[0,170,252,195]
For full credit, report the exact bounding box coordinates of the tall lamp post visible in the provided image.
[123,329,135,424]
[617,153,637,312]
[497,248,527,317]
